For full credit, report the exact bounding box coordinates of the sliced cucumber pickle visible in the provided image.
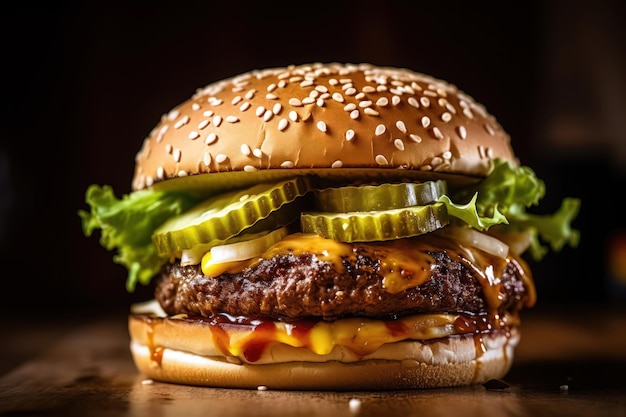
[314,180,447,212]
[153,177,311,256]
[301,202,449,242]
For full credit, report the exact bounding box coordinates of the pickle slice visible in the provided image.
[301,202,449,242]
[153,177,311,256]
[314,180,447,212]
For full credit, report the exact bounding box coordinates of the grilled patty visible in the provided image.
[154,248,530,321]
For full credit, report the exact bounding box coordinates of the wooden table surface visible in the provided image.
[1,304,625,417]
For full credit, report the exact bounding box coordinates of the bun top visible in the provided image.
[132,63,517,191]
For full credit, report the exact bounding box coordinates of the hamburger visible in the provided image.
[79,62,580,390]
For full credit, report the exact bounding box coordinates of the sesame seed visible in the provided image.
[317,121,327,133]
[212,115,223,127]
[191,103,201,111]
[226,115,239,123]
[267,83,277,92]
[198,119,209,130]
[157,166,165,179]
[376,97,389,106]
[344,103,357,111]
[203,152,212,166]
[409,134,422,143]
[394,139,405,150]
[209,97,223,106]
[392,95,401,105]
[300,80,314,87]
[456,125,467,139]
[316,98,325,107]
[256,106,266,117]
[203,110,214,117]
[142,379,154,385]
[375,154,388,165]
[345,129,355,141]
[331,160,343,168]
[364,108,379,116]
[302,97,315,105]
[177,170,188,177]
[215,154,228,163]
[244,165,257,172]
[145,176,153,187]
[244,89,256,100]
[173,149,181,162]
[188,131,200,140]
[272,103,282,114]
[257,385,268,391]
[280,160,295,168]
[263,110,273,122]
[441,112,452,122]
[157,125,168,142]
[442,151,452,159]
[253,148,263,158]
[344,87,356,96]
[350,109,360,119]
[396,121,407,133]
[266,93,278,100]
[359,100,372,108]
[407,97,419,108]
[240,144,251,156]
[332,92,344,102]
[484,123,495,136]
[174,115,190,129]
[431,156,443,165]
[288,110,298,122]
[239,102,251,112]
[231,96,242,105]
[205,133,217,145]
[278,119,288,131]
[289,98,303,106]
[315,85,328,93]
[375,124,386,136]
[432,127,444,139]
[421,116,431,128]
[165,144,173,153]
[463,108,474,119]
[420,97,431,107]
[167,109,179,120]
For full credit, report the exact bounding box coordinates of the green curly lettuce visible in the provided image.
[78,185,200,291]
[438,159,580,261]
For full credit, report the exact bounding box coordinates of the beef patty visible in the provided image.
[154,248,530,321]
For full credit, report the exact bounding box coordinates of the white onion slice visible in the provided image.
[440,226,509,258]
[209,226,288,263]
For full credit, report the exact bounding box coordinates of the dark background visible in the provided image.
[1,1,625,319]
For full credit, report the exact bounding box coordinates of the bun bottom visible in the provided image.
[129,315,519,390]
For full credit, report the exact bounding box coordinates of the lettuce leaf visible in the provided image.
[78,185,199,291]
[439,159,581,261]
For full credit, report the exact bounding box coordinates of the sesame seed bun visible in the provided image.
[128,314,519,390]
[132,63,518,192]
